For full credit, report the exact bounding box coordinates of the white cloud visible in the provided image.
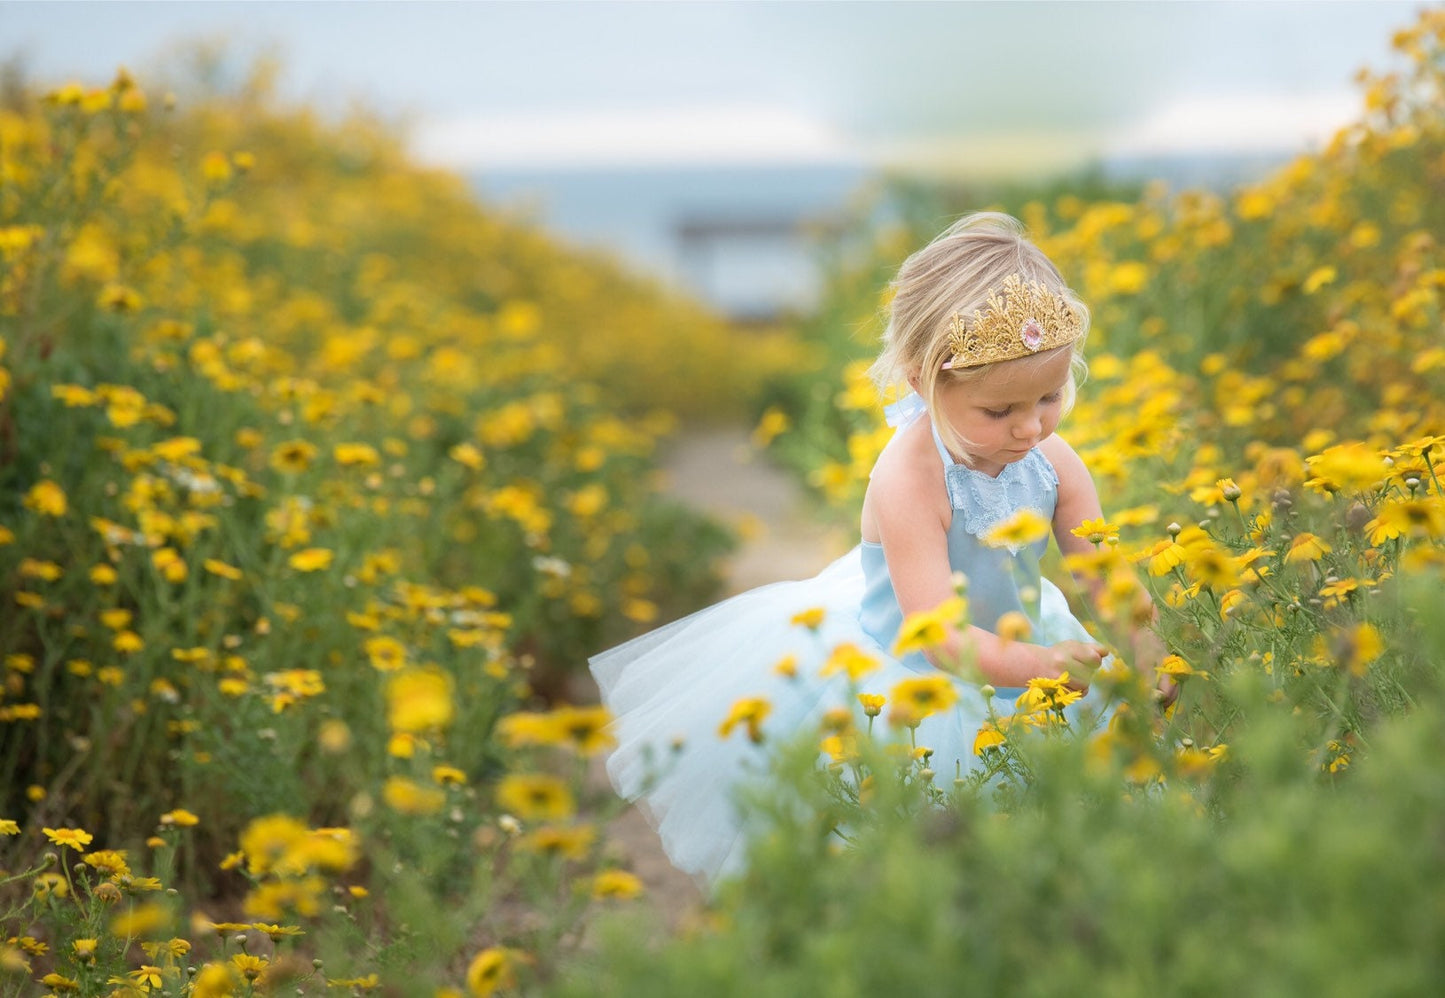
[410,104,865,170]
[1109,91,1362,157]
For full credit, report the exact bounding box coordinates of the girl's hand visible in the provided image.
[1044,640,1107,689]
[1154,673,1180,709]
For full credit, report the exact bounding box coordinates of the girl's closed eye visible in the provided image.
[983,392,1062,419]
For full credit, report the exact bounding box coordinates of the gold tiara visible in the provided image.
[943,274,1084,369]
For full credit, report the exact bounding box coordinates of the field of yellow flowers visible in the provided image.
[6,7,1445,995]
[0,62,806,993]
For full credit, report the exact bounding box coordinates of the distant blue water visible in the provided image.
[464,154,1283,320]
[467,163,877,319]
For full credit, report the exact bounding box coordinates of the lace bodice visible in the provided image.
[943,448,1059,551]
[859,398,1060,649]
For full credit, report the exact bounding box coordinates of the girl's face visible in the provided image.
[930,348,1073,476]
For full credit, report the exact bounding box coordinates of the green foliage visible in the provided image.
[565,571,1445,996]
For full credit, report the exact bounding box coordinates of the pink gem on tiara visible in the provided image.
[1020,318,1044,351]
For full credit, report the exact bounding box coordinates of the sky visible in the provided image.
[1,1,1424,177]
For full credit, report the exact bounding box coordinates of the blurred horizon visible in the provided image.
[2,0,1424,317]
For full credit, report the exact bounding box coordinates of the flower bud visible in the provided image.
[1167,522,1182,537]
[1346,503,1371,533]
[979,684,996,699]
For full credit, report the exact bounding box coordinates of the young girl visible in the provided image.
[591,212,1152,885]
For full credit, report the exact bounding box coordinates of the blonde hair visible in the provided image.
[869,211,1090,464]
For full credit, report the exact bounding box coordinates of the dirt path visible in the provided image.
[584,427,849,927]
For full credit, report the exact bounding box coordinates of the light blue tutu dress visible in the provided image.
[590,396,1109,885]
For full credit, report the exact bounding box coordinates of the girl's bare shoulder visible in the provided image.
[862,418,948,540]
[1037,433,1091,485]
[872,417,944,491]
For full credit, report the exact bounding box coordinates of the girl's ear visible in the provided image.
[906,369,921,393]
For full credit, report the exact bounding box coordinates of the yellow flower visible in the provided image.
[1070,517,1119,546]
[333,442,380,466]
[893,596,967,656]
[973,723,1006,755]
[495,711,557,748]
[18,558,62,581]
[1181,540,1240,590]
[364,635,408,672]
[821,732,858,764]
[1318,577,1362,609]
[43,826,93,851]
[23,480,68,517]
[98,283,143,312]
[1304,442,1386,495]
[1016,674,1084,714]
[0,819,19,835]
[517,824,595,860]
[449,442,486,471]
[466,947,518,998]
[717,696,771,743]
[229,953,269,982]
[386,667,455,733]
[152,546,189,583]
[857,693,885,717]
[190,963,237,998]
[1109,261,1149,295]
[1145,539,1187,577]
[204,558,244,580]
[983,509,1051,549]
[547,705,616,755]
[773,654,798,678]
[1366,498,1445,545]
[496,774,575,821]
[288,547,333,572]
[433,764,467,785]
[382,776,446,816]
[34,871,68,898]
[1284,533,1332,565]
[591,869,644,900]
[238,814,309,877]
[111,902,169,938]
[388,733,420,758]
[622,598,658,623]
[996,611,1033,644]
[1302,265,1337,294]
[887,676,959,727]
[820,642,881,681]
[160,809,200,827]
[83,849,130,876]
[1156,654,1210,680]
[1330,623,1385,678]
[269,439,318,474]
[51,383,98,407]
[752,407,790,448]
[790,606,825,629]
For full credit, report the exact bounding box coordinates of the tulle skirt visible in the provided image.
[589,545,1108,886]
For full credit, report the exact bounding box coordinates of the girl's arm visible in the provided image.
[1039,433,1106,596]
[871,428,1099,687]
[1040,434,1173,701]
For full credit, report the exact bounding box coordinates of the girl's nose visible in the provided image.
[1015,414,1042,439]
